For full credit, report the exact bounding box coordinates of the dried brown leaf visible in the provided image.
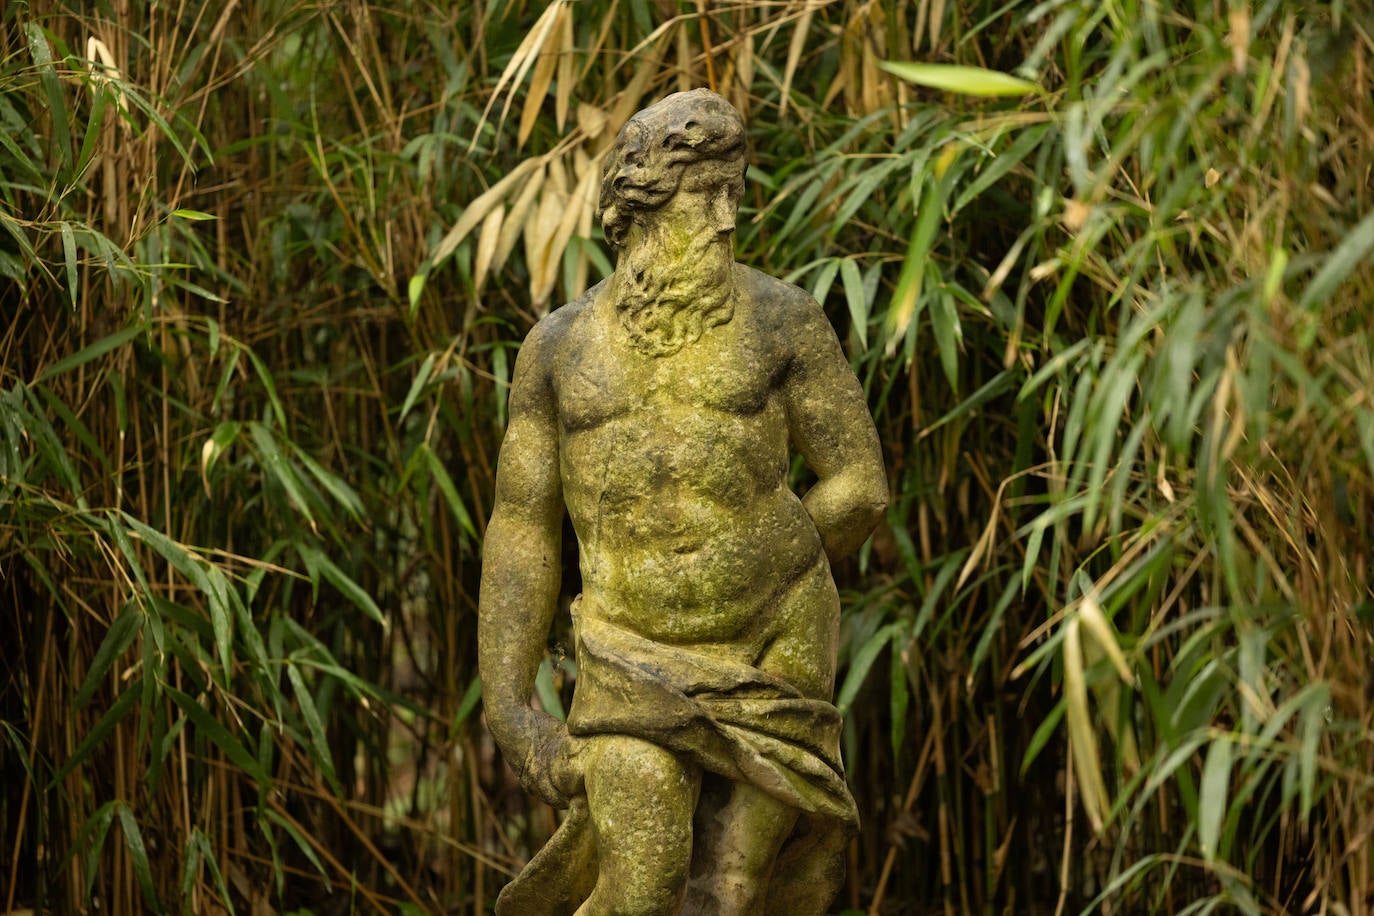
[780,4,814,118]
[1063,618,1109,833]
[526,183,569,311]
[471,1,565,150]
[494,165,546,273]
[518,4,565,148]
[556,5,574,131]
[577,103,609,141]
[533,165,598,308]
[432,157,542,267]
[473,204,505,293]
[607,35,668,142]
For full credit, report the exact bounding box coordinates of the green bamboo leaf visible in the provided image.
[884,158,954,359]
[839,258,868,350]
[966,577,1019,686]
[1299,208,1374,312]
[1020,700,1066,777]
[149,701,185,796]
[809,258,840,307]
[1236,624,1266,736]
[263,808,331,884]
[886,510,923,585]
[1198,735,1232,860]
[74,89,107,178]
[89,226,136,282]
[889,632,909,761]
[535,658,566,721]
[400,351,438,423]
[1021,523,1046,594]
[121,511,233,678]
[1082,351,1143,532]
[220,566,268,674]
[878,60,1041,97]
[0,99,45,184]
[492,344,510,428]
[778,162,840,244]
[1253,682,1326,760]
[285,438,365,523]
[167,686,270,788]
[201,420,240,485]
[286,662,339,792]
[75,601,143,708]
[1017,338,1092,401]
[36,323,142,382]
[61,220,78,305]
[1170,660,1227,736]
[408,270,428,317]
[830,158,904,237]
[836,621,901,715]
[1298,682,1329,825]
[297,543,384,625]
[179,830,203,910]
[248,422,315,526]
[154,593,216,638]
[953,124,1049,212]
[450,676,483,736]
[106,512,153,602]
[293,657,430,719]
[35,382,108,472]
[51,681,141,785]
[929,288,962,388]
[420,443,477,539]
[115,73,208,165]
[1,722,32,779]
[244,349,287,431]
[116,802,161,912]
[68,800,119,898]
[26,22,72,177]
[911,550,967,639]
[163,274,228,303]
[171,208,217,221]
[920,369,1016,439]
[18,385,84,504]
[0,211,36,274]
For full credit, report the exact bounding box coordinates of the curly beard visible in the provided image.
[613,229,735,358]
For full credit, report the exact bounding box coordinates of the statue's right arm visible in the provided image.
[477,319,575,807]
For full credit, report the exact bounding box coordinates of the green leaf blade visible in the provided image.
[878,61,1041,97]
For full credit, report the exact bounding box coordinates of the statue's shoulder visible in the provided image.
[738,264,827,332]
[522,280,606,356]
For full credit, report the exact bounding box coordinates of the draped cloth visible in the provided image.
[495,610,858,915]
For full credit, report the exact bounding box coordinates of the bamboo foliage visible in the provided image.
[2,1,1371,913]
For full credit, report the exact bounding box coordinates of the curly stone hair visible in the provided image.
[597,89,747,252]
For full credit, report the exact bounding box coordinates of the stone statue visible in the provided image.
[477,89,888,916]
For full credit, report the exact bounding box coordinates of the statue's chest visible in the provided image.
[554,330,780,431]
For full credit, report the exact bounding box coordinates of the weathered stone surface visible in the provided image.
[477,88,888,916]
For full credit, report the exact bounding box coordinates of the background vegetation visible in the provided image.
[2,0,1371,913]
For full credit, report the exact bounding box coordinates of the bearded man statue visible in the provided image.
[477,89,888,916]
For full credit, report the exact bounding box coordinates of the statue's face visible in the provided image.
[598,89,746,248]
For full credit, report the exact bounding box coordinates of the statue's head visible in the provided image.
[598,89,747,251]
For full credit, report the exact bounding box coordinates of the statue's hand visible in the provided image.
[516,712,586,808]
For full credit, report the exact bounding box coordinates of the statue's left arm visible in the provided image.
[781,292,889,562]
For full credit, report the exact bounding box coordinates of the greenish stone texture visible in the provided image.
[477,89,888,916]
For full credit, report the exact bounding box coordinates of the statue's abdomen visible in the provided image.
[561,404,822,644]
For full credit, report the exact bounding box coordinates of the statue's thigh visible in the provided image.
[582,734,700,885]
